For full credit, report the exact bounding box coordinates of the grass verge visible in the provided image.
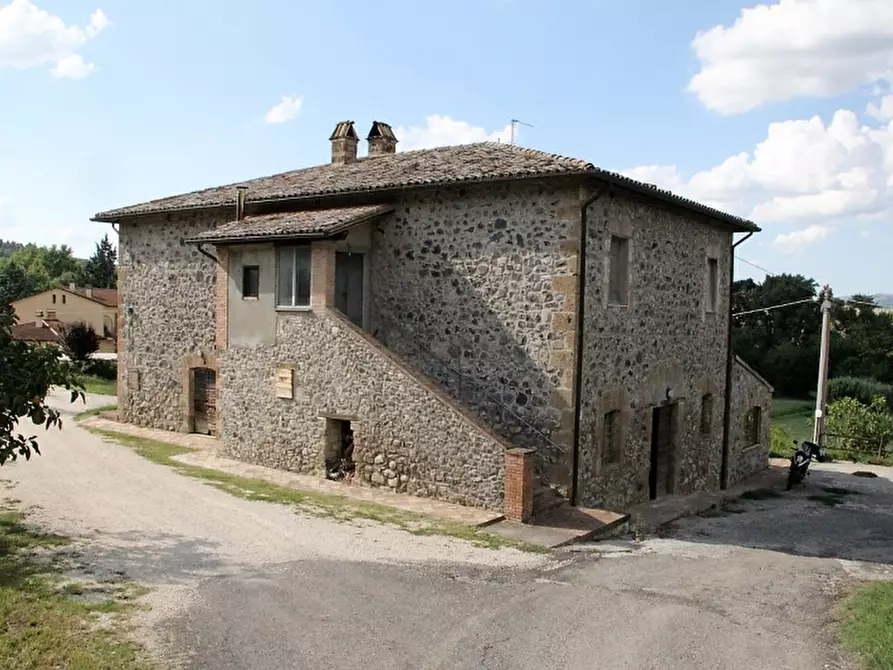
[841,582,893,670]
[84,427,549,554]
[75,404,118,422]
[80,375,117,396]
[0,506,152,669]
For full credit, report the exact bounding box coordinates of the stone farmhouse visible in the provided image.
[93,121,772,519]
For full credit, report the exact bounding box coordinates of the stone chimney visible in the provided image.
[69,282,76,290]
[329,121,359,164]
[85,287,93,298]
[366,121,398,157]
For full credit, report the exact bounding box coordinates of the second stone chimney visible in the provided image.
[366,121,398,157]
[329,121,359,164]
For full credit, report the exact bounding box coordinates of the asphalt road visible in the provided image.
[4,391,885,669]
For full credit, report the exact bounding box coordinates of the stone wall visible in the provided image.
[219,309,509,510]
[117,211,222,430]
[576,193,733,510]
[729,356,773,485]
[368,180,581,492]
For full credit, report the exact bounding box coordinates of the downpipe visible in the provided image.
[720,231,754,490]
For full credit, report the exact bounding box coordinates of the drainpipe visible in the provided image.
[720,230,754,490]
[570,186,608,505]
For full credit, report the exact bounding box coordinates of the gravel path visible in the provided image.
[1,391,882,669]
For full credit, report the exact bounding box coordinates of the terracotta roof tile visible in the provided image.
[186,204,394,244]
[66,287,118,307]
[93,142,758,232]
[12,322,60,342]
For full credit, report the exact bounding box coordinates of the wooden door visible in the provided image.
[649,404,675,499]
[192,368,217,436]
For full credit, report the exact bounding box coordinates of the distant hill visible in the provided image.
[873,294,893,307]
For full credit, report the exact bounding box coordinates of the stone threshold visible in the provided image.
[80,416,504,528]
[487,506,630,549]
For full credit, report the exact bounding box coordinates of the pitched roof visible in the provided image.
[92,142,758,232]
[185,204,394,244]
[65,286,118,308]
[12,321,60,343]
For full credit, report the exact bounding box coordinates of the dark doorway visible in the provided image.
[335,252,365,328]
[192,368,217,436]
[649,404,675,499]
[324,418,355,480]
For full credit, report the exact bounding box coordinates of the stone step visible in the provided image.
[533,486,569,514]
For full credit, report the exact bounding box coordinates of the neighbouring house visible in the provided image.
[93,120,772,518]
[11,285,118,354]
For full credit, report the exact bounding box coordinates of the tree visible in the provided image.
[0,306,84,465]
[82,235,117,289]
[825,395,893,456]
[0,262,37,308]
[60,322,100,362]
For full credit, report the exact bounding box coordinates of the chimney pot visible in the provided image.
[366,121,398,157]
[69,283,75,290]
[330,121,359,164]
[236,186,248,220]
[85,288,93,298]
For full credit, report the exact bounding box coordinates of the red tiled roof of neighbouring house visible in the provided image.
[65,287,118,307]
[92,142,759,232]
[11,321,60,343]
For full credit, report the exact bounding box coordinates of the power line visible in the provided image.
[732,297,815,318]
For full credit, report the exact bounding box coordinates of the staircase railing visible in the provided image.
[373,321,567,458]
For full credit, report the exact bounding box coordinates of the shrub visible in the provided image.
[84,358,117,380]
[826,396,893,456]
[770,424,796,458]
[59,322,99,362]
[829,377,893,412]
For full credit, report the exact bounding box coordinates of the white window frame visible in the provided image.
[275,245,312,309]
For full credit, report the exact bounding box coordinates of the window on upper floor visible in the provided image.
[62,294,66,305]
[608,235,630,306]
[276,245,312,308]
[700,393,713,435]
[52,294,57,304]
[242,265,260,299]
[603,409,622,464]
[706,258,719,313]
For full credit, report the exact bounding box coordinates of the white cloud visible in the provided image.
[51,53,92,79]
[773,224,831,253]
[0,1,110,78]
[868,94,893,121]
[688,0,893,114]
[394,114,512,151]
[263,96,303,124]
[622,108,893,227]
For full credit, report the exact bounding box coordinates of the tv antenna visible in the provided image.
[510,119,533,145]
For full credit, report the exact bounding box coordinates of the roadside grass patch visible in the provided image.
[75,404,118,422]
[85,427,549,554]
[80,375,117,397]
[0,507,152,669]
[841,582,893,670]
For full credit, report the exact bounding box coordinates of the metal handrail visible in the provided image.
[374,322,566,455]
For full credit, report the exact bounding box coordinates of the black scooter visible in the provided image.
[786,439,827,490]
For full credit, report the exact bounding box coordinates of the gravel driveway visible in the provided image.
[3,392,889,669]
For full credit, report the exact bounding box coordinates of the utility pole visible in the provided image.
[813,285,833,446]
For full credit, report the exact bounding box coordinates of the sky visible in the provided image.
[0,0,892,296]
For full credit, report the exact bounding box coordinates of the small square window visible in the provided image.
[706,258,719,312]
[603,409,622,464]
[700,393,713,435]
[242,265,260,299]
[608,236,630,306]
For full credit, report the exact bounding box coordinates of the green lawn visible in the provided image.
[0,506,152,669]
[771,397,814,444]
[841,582,893,669]
[80,375,117,396]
